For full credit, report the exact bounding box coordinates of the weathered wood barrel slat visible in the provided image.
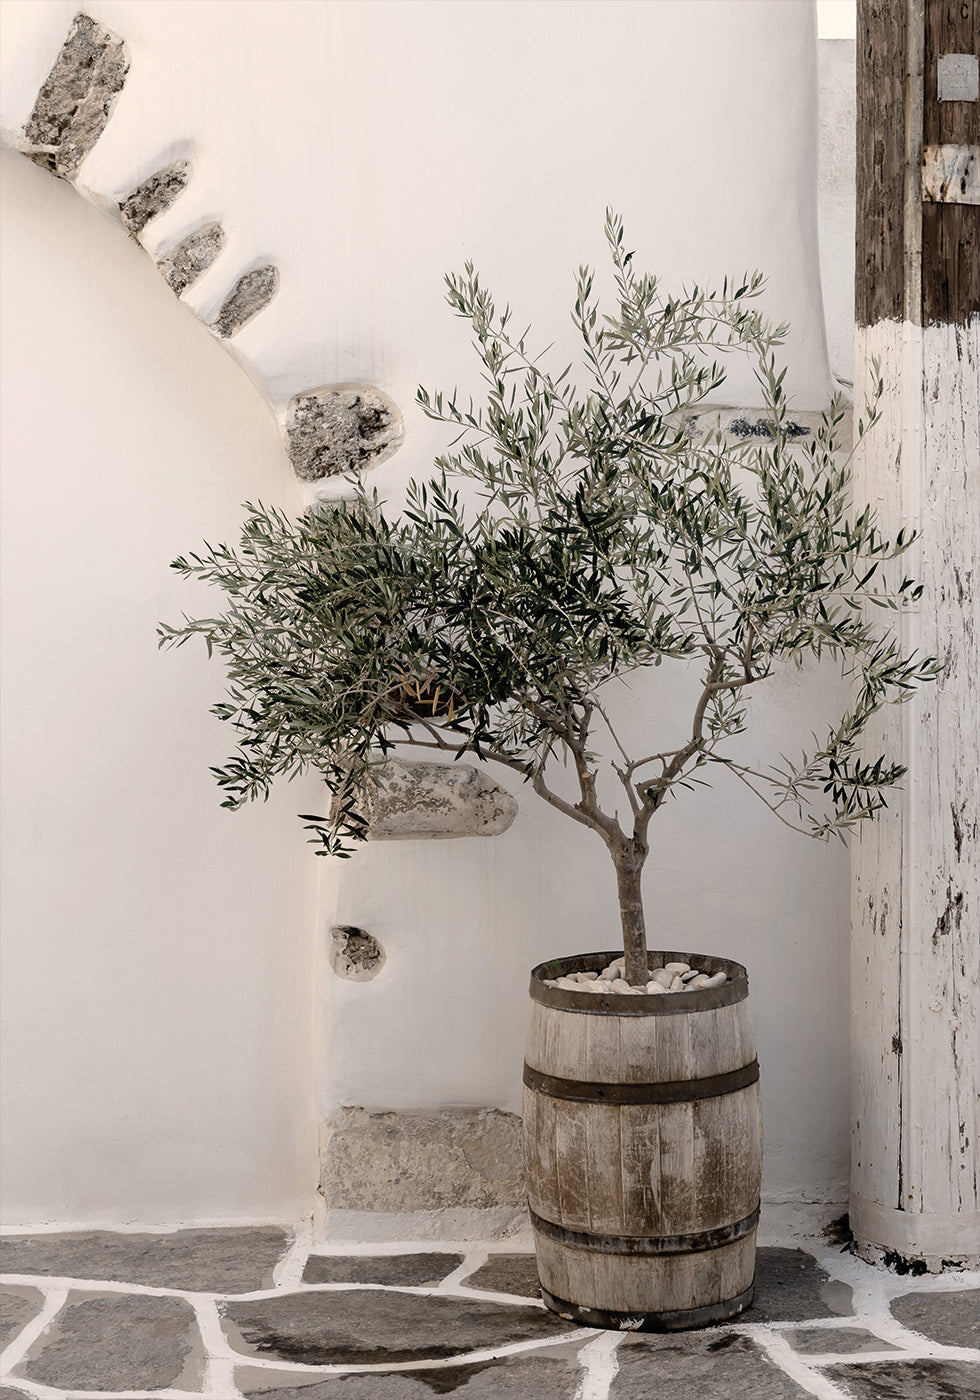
[523,951,762,1330]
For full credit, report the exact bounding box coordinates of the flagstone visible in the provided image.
[459,1254,541,1298]
[738,1247,854,1322]
[785,1326,901,1355]
[12,1291,203,1391]
[612,1330,813,1398]
[221,1287,579,1366]
[824,1358,980,1398]
[235,1350,583,1397]
[0,1285,45,1348]
[890,1287,980,1348]
[0,1226,290,1292]
[302,1253,464,1287]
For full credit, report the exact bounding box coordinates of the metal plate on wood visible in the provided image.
[937,54,979,103]
[529,1205,760,1256]
[922,145,980,205]
[523,1058,760,1105]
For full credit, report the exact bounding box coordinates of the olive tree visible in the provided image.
[160,213,937,985]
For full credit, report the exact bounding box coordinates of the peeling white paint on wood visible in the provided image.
[921,145,980,206]
[850,317,980,1266]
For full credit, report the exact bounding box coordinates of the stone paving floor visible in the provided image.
[0,1224,977,1399]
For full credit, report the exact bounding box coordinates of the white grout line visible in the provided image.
[574,1330,623,1400]
[436,1245,488,1290]
[751,1329,856,1400]
[269,1220,309,1290]
[0,1285,67,1383]
[0,1219,301,1236]
[190,1293,241,1399]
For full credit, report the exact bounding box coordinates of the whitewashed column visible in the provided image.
[850,0,979,1268]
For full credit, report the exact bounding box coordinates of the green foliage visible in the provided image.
[160,213,938,969]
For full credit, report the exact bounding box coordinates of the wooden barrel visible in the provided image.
[523,950,762,1331]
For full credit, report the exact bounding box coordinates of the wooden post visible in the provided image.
[851,0,979,1269]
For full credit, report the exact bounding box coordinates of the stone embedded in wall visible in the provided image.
[157,222,226,296]
[119,161,192,236]
[22,13,129,179]
[683,406,852,447]
[320,1108,525,1213]
[211,265,279,338]
[328,926,386,982]
[285,384,404,481]
[355,758,518,841]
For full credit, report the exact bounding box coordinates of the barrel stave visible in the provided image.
[534,1233,756,1319]
[523,951,762,1328]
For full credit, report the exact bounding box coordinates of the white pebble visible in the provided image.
[644,980,667,995]
[576,970,600,982]
[669,975,684,991]
[688,974,711,989]
[701,971,728,989]
[649,968,673,989]
[664,962,691,975]
[608,957,626,969]
[611,980,636,994]
[600,966,623,981]
[680,968,700,982]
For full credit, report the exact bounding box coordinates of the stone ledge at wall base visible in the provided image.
[317,1107,528,1244]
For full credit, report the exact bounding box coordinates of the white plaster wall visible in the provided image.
[0,152,321,1226]
[817,37,857,388]
[1,0,854,1221]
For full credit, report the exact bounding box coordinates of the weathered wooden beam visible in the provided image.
[922,0,979,323]
[851,0,980,1270]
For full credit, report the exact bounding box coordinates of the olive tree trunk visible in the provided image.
[614,845,650,986]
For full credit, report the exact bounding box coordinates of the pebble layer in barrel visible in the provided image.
[523,951,762,1330]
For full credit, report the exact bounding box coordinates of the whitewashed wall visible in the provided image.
[1,0,853,1225]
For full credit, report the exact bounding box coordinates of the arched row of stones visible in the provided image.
[7,11,837,862]
[8,9,519,851]
[16,12,404,484]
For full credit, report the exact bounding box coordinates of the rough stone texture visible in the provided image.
[355,758,518,841]
[738,1247,854,1323]
[212,265,279,338]
[119,159,192,235]
[220,1287,578,1366]
[460,1253,541,1299]
[682,407,849,447]
[890,1288,980,1348]
[612,1331,812,1398]
[13,1291,203,1391]
[320,1108,525,1213]
[22,13,129,178]
[0,1285,45,1348]
[286,384,404,481]
[301,1252,463,1287]
[0,1225,290,1292]
[235,1350,583,1397]
[328,925,386,982]
[0,1389,34,1400]
[785,1327,901,1356]
[157,221,226,296]
[824,1359,980,1398]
